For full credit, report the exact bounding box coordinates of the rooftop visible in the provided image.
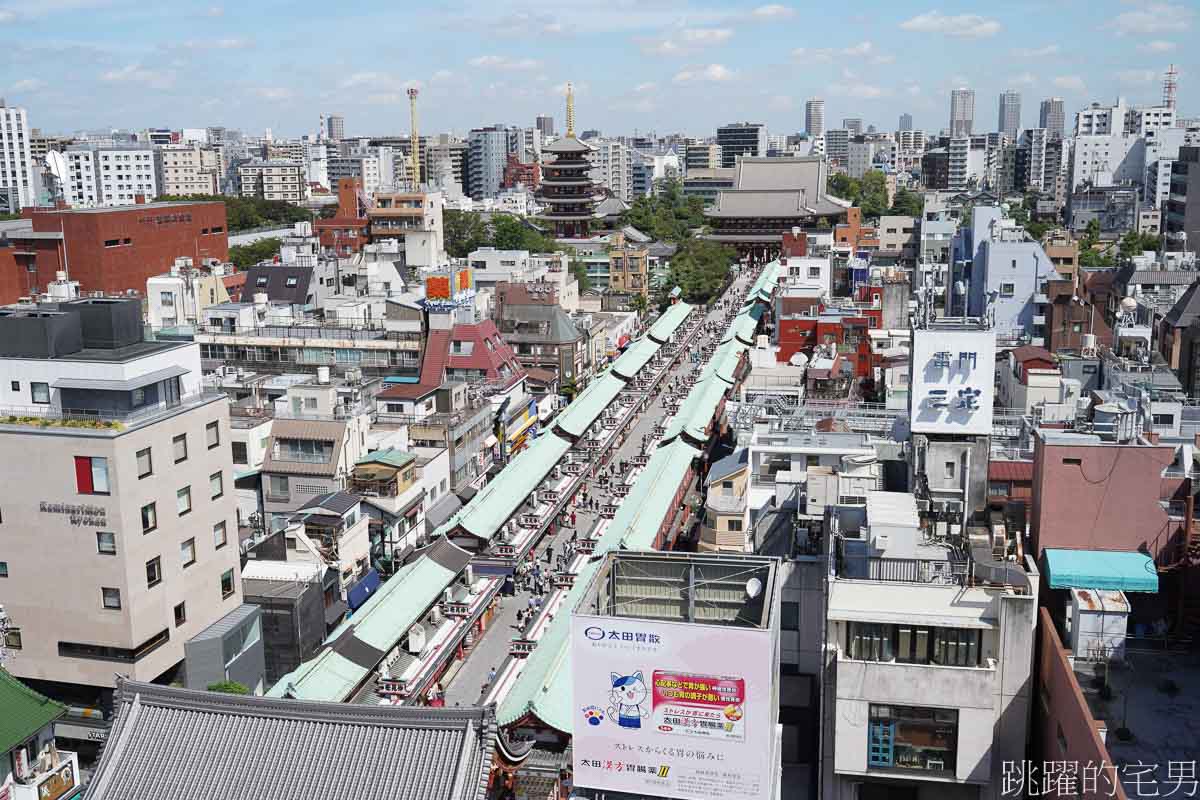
[0,667,66,754]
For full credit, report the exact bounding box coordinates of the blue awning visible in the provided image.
[1042,549,1159,593]
[347,568,382,610]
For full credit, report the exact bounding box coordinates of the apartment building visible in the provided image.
[806,99,826,137]
[154,144,220,196]
[0,298,241,690]
[684,139,721,172]
[588,140,633,202]
[1075,97,1174,136]
[467,126,508,199]
[366,191,445,269]
[607,242,649,298]
[260,411,371,530]
[146,257,232,329]
[65,144,158,207]
[0,101,34,210]
[237,159,304,202]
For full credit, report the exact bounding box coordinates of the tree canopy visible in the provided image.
[159,194,312,232]
[619,179,706,242]
[1118,230,1160,258]
[443,210,559,258]
[827,170,889,219]
[659,239,737,306]
[888,187,923,218]
[228,237,281,269]
[207,680,251,695]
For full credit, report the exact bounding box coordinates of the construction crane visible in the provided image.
[407,87,421,189]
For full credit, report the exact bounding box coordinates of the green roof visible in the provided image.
[440,433,573,540]
[268,549,464,702]
[647,302,694,343]
[553,374,625,439]
[1042,549,1159,593]
[0,668,65,753]
[355,448,417,469]
[664,375,729,444]
[618,439,701,550]
[611,338,660,380]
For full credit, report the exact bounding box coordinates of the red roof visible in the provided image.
[222,272,247,301]
[447,320,525,387]
[1011,345,1056,364]
[378,329,450,401]
[988,460,1034,482]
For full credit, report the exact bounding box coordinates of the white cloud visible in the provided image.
[1116,68,1158,84]
[899,11,1001,38]
[843,41,873,56]
[680,27,732,43]
[1013,44,1060,57]
[468,55,541,70]
[204,5,223,16]
[250,86,293,101]
[634,82,656,93]
[1010,72,1038,87]
[340,71,382,88]
[366,93,403,105]
[0,9,16,21]
[905,84,922,96]
[794,41,886,64]
[872,53,896,65]
[752,4,794,18]
[643,27,733,56]
[180,37,251,49]
[1140,39,1177,52]
[101,64,175,90]
[1052,75,1086,91]
[673,64,734,83]
[9,78,43,92]
[1107,2,1194,35]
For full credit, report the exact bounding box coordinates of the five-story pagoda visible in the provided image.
[536,82,602,237]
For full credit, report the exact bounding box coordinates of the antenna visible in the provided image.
[565,82,576,139]
[1163,64,1179,110]
[408,87,421,189]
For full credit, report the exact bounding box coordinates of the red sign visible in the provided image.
[426,275,452,300]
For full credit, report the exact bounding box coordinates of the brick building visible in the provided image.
[315,178,370,256]
[6,199,228,296]
[501,154,540,190]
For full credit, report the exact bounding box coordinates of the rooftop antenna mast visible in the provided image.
[1163,64,1179,110]
[565,82,576,139]
[408,87,421,189]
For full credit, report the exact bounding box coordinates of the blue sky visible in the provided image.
[1,0,1196,139]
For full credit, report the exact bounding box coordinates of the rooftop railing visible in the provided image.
[0,391,224,433]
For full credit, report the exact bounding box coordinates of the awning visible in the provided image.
[1042,548,1159,593]
[484,434,499,448]
[347,569,382,610]
[53,365,189,392]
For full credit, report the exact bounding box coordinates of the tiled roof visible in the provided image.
[1165,281,1200,328]
[0,668,65,754]
[646,301,693,343]
[298,490,359,515]
[988,460,1034,482]
[356,448,417,469]
[378,330,450,401]
[447,321,525,385]
[523,367,558,385]
[553,374,625,438]
[241,264,315,305]
[85,681,495,800]
[1010,345,1056,364]
[262,419,347,477]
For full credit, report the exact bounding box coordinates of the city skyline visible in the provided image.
[0,0,1195,137]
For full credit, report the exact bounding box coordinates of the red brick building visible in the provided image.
[501,155,540,190]
[6,199,228,296]
[0,245,22,305]
[315,178,369,256]
[775,304,882,378]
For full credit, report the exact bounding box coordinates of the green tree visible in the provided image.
[889,187,923,217]
[619,179,707,243]
[1119,230,1160,258]
[443,209,490,258]
[630,294,649,316]
[569,260,592,292]
[158,194,311,232]
[228,237,281,269]
[491,214,558,252]
[859,170,889,219]
[207,680,250,695]
[827,173,862,205]
[663,239,737,305]
[559,376,578,401]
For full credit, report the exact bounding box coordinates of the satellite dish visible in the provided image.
[745,577,762,599]
[46,151,68,182]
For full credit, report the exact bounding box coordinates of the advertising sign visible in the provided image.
[454,268,473,294]
[425,274,452,301]
[571,613,776,800]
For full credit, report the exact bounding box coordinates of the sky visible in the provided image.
[1,0,1197,140]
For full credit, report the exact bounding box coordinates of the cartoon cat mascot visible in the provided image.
[608,671,649,730]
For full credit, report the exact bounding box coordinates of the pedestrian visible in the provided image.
[488,667,497,685]
[536,596,543,610]
[528,596,535,611]
[571,511,577,527]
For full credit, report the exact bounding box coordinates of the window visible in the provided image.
[206,420,220,449]
[146,556,162,588]
[9,381,18,391]
[102,587,122,610]
[267,475,290,500]
[285,276,299,288]
[231,441,248,465]
[868,704,958,773]
[210,471,224,499]
[181,538,196,567]
[728,519,743,532]
[96,531,117,555]
[137,447,153,478]
[174,602,187,627]
[988,481,1011,497]
[0,561,7,578]
[255,276,269,287]
[141,502,157,534]
[1153,413,1175,426]
[160,291,175,307]
[846,622,980,666]
[808,266,821,278]
[61,449,103,494]
[999,283,1015,297]
[1062,457,1082,466]
[3,628,21,650]
[173,433,188,463]
[176,486,192,516]
[220,568,235,599]
[781,601,800,630]
[944,461,956,479]
[213,520,228,549]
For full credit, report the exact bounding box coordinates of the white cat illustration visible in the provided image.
[607,671,649,730]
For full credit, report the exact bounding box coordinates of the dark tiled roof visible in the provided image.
[84,681,495,800]
[298,491,360,515]
[262,419,346,477]
[1165,281,1200,328]
[241,265,315,305]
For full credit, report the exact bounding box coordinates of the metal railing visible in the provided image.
[0,391,224,430]
[861,556,968,586]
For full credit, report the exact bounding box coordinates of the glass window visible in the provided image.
[176,486,192,515]
[231,441,248,465]
[999,283,1015,297]
[96,531,117,555]
[102,587,122,609]
[31,382,50,404]
[0,561,7,578]
[213,520,228,549]
[137,447,153,478]
[206,421,220,449]
[989,481,1010,496]
[174,602,187,626]
[75,456,110,494]
[173,434,188,463]
[146,556,162,588]
[210,471,223,499]
[868,704,958,773]
[141,502,157,533]
[220,568,235,599]
[181,538,196,567]
[268,475,289,499]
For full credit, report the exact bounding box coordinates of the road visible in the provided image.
[441,266,760,708]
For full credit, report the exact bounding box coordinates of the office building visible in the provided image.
[1166,146,1200,253]
[63,144,158,208]
[0,101,34,210]
[843,118,864,136]
[535,114,554,138]
[154,143,220,196]
[0,299,242,690]
[466,126,508,199]
[685,139,721,171]
[806,98,826,137]
[237,160,304,202]
[326,114,344,141]
[716,122,767,167]
[1039,97,1065,140]
[950,87,975,138]
[898,112,913,132]
[998,89,1021,140]
[824,129,850,166]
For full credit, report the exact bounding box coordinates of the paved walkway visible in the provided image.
[442,268,760,708]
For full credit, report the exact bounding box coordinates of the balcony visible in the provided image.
[0,392,225,436]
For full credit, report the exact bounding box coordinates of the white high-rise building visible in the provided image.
[64,144,158,207]
[998,90,1021,140]
[154,144,221,196]
[950,88,975,138]
[589,140,634,202]
[805,98,826,137]
[0,101,35,210]
[1074,97,1176,137]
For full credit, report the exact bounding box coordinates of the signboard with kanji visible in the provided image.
[570,612,776,800]
[426,275,452,301]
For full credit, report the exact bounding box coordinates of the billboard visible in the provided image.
[425,274,452,301]
[571,613,776,800]
[454,268,473,294]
